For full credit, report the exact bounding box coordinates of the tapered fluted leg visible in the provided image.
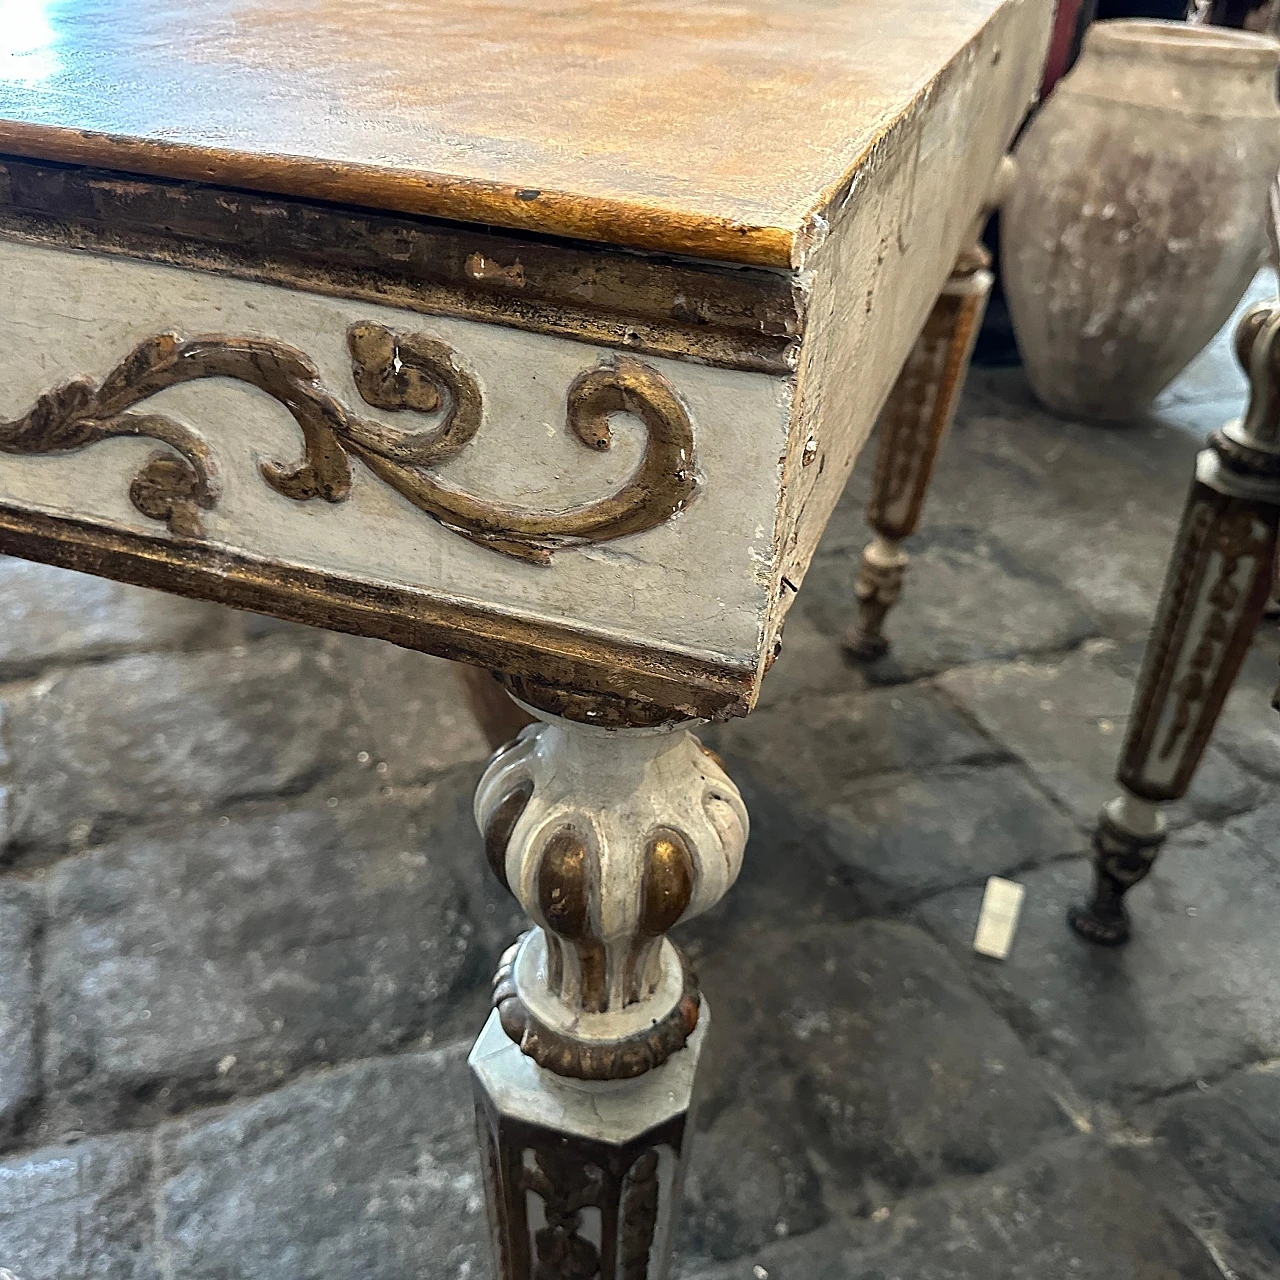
[1072,300,1280,943]
[468,693,748,1279]
[846,246,993,660]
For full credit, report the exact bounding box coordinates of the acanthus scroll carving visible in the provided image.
[0,324,698,563]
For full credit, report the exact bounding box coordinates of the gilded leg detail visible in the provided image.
[847,534,908,662]
[1073,298,1280,942]
[1069,793,1168,945]
[468,702,748,1279]
[846,248,993,661]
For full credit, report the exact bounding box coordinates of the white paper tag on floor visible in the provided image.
[973,876,1026,960]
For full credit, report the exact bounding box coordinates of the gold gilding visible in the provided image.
[537,827,608,1013]
[640,831,695,937]
[483,779,533,893]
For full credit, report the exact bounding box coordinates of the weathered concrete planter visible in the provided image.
[1003,19,1280,422]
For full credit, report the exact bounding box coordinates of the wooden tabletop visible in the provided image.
[0,0,1026,267]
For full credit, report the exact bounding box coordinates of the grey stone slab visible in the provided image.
[672,773,879,1265]
[319,632,493,788]
[0,1133,158,1280]
[875,368,1203,641]
[1,636,349,855]
[937,644,1263,828]
[678,1081,828,1265]
[1137,1067,1280,1280]
[1149,268,1268,427]
[41,769,523,1137]
[0,883,39,1141]
[710,686,1078,908]
[916,813,1280,1102]
[0,556,242,677]
[800,525,1097,685]
[158,1046,486,1280]
[675,1223,851,1280]
[710,683,999,801]
[677,1137,1224,1280]
[1211,801,1280,876]
[823,763,1085,905]
[676,761,875,958]
[672,920,1070,1272]
[1154,395,1246,438]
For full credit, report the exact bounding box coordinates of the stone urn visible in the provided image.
[1002,19,1280,422]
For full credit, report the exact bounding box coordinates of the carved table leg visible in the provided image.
[468,696,748,1279]
[1071,301,1280,944]
[845,244,994,660]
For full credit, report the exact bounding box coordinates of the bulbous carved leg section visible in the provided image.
[846,254,993,662]
[470,712,747,1280]
[474,715,746,1079]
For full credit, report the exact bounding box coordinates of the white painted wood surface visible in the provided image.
[777,0,1051,615]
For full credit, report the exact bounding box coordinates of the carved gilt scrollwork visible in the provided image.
[481,1130,665,1280]
[0,324,698,563]
[619,1150,662,1280]
[1158,505,1271,761]
[513,1143,662,1280]
[524,1147,606,1280]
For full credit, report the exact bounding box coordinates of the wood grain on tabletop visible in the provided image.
[0,0,1018,265]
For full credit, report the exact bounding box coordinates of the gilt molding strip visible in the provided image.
[0,324,698,563]
[0,503,757,717]
[0,155,800,374]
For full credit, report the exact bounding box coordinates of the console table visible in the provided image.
[0,1,1050,1273]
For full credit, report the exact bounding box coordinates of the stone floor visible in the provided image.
[1,282,1279,1280]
